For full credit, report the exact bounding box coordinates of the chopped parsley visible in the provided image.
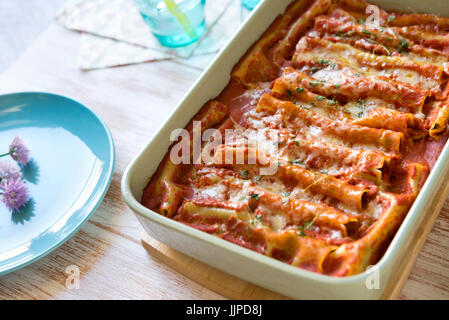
[310,66,320,73]
[249,193,259,200]
[330,61,337,69]
[335,31,347,38]
[357,111,364,118]
[292,159,304,166]
[387,15,395,23]
[358,18,365,25]
[334,83,340,89]
[296,224,309,236]
[316,96,325,101]
[281,191,291,197]
[255,214,263,221]
[293,140,300,146]
[240,170,249,179]
[361,30,371,36]
[309,81,323,86]
[296,87,304,94]
[328,99,337,106]
[303,220,314,230]
[318,59,330,66]
[398,38,409,53]
[253,175,262,182]
[286,89,293,97]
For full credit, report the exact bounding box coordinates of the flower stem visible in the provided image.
[0,152,9,158]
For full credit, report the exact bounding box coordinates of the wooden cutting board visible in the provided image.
[141,232,289,300]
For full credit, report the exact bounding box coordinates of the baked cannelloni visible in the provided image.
[142,0,449,276]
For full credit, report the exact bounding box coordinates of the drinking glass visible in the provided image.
[241,0,261,10]
[133,0,206,48]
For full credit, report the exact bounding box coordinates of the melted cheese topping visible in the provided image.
[142,0,449,277]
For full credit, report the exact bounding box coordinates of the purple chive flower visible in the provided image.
[0,177,30,212]
[0,160,22,182]
[9,136,30,166]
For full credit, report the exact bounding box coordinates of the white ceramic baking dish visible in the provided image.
[121,0,449,299]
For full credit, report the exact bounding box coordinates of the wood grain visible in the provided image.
[141,232,289,300]
[0,23,448,299]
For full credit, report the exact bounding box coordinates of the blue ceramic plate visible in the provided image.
[0,92,115,275]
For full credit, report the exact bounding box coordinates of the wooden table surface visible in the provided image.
[0,22,448,299]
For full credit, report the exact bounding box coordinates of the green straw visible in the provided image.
[163,0,197,39]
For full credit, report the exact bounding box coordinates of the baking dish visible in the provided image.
[121,0,449,299]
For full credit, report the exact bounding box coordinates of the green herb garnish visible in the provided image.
[387,15,395,23]
[240,170,249,179]
[297,225,307,236]
[303,220,314,230]
[296,87,304,94]
[281,191,291,197]
[398,38,409,53]
[249,193,259,200]
[316,96,325,101]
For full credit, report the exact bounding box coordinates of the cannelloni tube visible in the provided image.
[278,164,371,211]
[280,133,389,180]
[142,158,185,217]
[257,94,404,153]
[267,229,338,272]
[395,26,449,54]
[252,187,360,237]
[273,0,332,60]
[430,103,449,139]
[314,15,449,74]
[276,67,428,113]
[231,0,315,87]
[294,37,443,89]
[272,69,421,133]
